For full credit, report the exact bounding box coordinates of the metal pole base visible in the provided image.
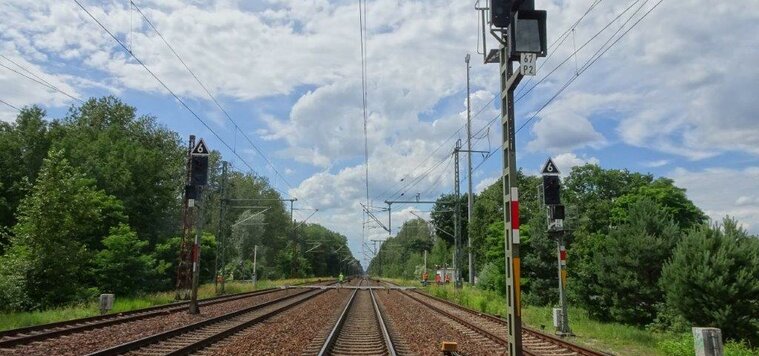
[188,302,200,315]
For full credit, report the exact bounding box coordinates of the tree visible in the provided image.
[0,106,52,236]
[611,178,706,229]
[563,164,654,235]
[470,177,502,272]
[154,233,217,286]
[54,97,185,245]
[10,150,126,308]
[661,218,759,344]
[93,224,159,295]
[574,199,681,324]
[366,219,433,278]
[521,209,558,306]
[431,193,468,247]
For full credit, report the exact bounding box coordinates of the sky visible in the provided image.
[1,0,758,269]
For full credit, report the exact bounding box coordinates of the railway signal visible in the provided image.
[540,158,573,336]
[477,1,549,353]
[188,137,209,315]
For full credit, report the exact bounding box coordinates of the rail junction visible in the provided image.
[0,278,610,356]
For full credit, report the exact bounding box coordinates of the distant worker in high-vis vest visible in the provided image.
[338,272,344,284]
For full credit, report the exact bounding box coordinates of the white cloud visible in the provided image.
[475,176,498,194]
[550,152,600,176]
[526,92,629,153]
[4,0,759,266]
[643,160,670,168]
[670,167,759,234]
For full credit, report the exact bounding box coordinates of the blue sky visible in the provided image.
[1,0,758,269]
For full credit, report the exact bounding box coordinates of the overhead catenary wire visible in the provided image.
[130,1,295,193]
[73,0,296,199]
[0,98,21,112]
[420,155,455,198]
[515,0,657,133]
[515,0,644,103]
[516,0,604,97]
[0,60,83,103]
[375,1,615,203]
[469,0,665,174]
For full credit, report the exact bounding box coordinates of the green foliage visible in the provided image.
[431,193,467,247]
[93,224,159,295]
[563,164,654,235]
[154,233,217,285]
[54,96,185,244]
[0,247,32,311]
[477,261,504,295]
[611,178,706,229]
[521,203,558,306]
[469,177,502,270]
[368,218,433,279]
[661,218,759,345]
[297,223,356,277]
[10,150,126,308]
[0,278,325,332]
[575,199,681,324]
[0,97,358,313]
[657,334,759,356]
[724,340,759,356]
[657,333,694,356]
[0,106,52,239]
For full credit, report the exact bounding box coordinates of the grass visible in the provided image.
[384,278,759,356]
[0,277,325,332]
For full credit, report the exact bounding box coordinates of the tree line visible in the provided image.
[0,97,358,311]
[368,166,759,345]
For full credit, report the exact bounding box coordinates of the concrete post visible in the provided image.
[693,328,723,356]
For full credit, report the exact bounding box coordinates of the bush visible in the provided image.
[657,333,693,356]
[0,248,31,311]
[724,340,759,356]
[477,261,504,294]
[93,224,159,296]
[657,333,759,356]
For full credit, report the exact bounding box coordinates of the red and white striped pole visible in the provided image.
[557,231,571,335]
[510,187,522,316]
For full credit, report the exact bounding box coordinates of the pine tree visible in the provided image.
[661,218,759,344]
[584,199,681,324]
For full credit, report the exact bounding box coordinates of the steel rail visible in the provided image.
[399,290,508,348]
[0,289,272,348]
[0,279,333,349]
[87,287,324,356]
[379,279,608,356]
[164,289,328,355]
[317,289,359,356]
[370,288,397,356]
[409,289,610,356]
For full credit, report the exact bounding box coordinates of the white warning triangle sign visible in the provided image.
[192,139,209,156]
[541,158,560,175]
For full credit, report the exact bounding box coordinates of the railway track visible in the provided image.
[400,289,609,356]
[312,287,397,356]
[0,280,331,350]
[87,287,327,355]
